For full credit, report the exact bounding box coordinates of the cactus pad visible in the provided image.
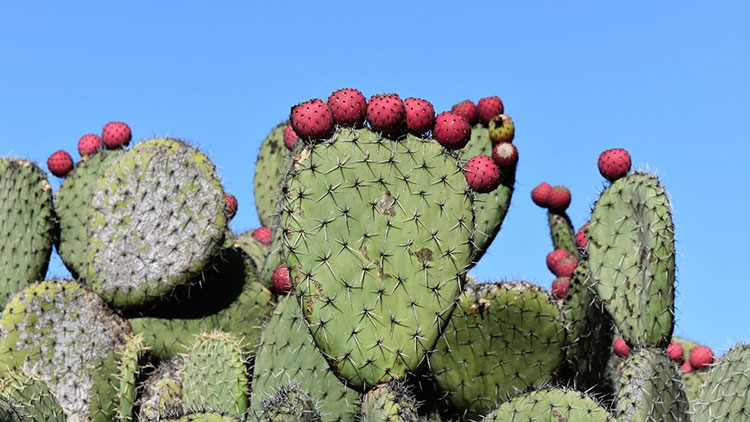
[588,172,675,347]
[482,388,614,422]
[360,381,418,422]
[281,128,474,387]
[0,159,55,305]
[234,229,270,275]
[158,411,243,422]
[138,356,186,422]
[547,211,576,257]
[85,138,227,309]
[0,372,66,422]
[430,281,566,416]
[258,383,322,422]
[694,344,750,422]
[117,333,148,422]
[254,122,290,227]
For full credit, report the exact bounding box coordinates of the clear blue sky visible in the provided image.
[1,2,747,353]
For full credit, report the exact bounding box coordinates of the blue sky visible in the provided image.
[1,2,747,353]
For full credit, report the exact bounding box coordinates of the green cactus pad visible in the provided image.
[0,372,66,422]
[588,172,675,347]
[130,247,274,359]
[182,331,250,416]
[251,295,360,422]
[258,383,322,422]
[360,381,418,422]
[694,344,750,422]
[0,280,132,422]
[234,229,270,275]
[482,388,614,422]
[254,122,291,227]
[55,150,123,277]
[459,124,515,262]
[281,128,474,387]
[0,159,55,305]
[614,347,689,422]
[430,281,566,417]
[158,411,243,422]
[259,225,284,289]
[138,356,186,422]
[547,211,576,257]
[117,333,148,422]
[85,138,227,309]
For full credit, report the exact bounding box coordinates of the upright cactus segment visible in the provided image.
[251,295,360,422]
[282,128,474,387]
[429,281,566,417]
[234,229,270,275]
[85,138,227,309]
[482,388,614,422]
[0,159,55,305]
[55,150,124,277]
[588,172,675,347]
[138,356,186,422]
[0,372,66,422]
[182,331,250,416]
[694,344,750,422]
[547,210,576,256]
[614,347,689,422]
[117,334,148,422]
[0,280,132,422]
[258,383,322,422]
[359,381,419,422]
[459,124,515,261]
[254,122,291,227]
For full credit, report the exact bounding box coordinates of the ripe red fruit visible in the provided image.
[434,112,471,150]
[575,223,589,253]
[367,93,405,135]
[77,134,103,157]
[102,122,132,149]
[548,186,571,211]
[598,148,632,182]
[531,182,552,208]
[666,342,684,362]
[283,125,300,150]
[553,256,578,277]
[251,227,272,246]
[464,155,501,193]
[291,99,335,140]
[272,264,292,293]
[681,360,693,374]
[613,338,631,357]
[546,249,575,274]
[224,194,238,219]
[477,96,504,125]
[551,277,570,299]
[491,142,518,167]
[451,100,478,126]
[403,97,435,135]
[47,150,74,177]
[327,88,367,127]
[689,345,714,369]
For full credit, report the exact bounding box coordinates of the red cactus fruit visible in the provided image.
[689,345,714,369]
[47,150,74,177]
[224,194,238,219]
[666,342,684,362]
[477,96,504,125]
[598,148,632,182]
[488,114,515,144]
[291,99,335,141]
[283,124,300,150]
[681,360,693,374]
[434,112,471,150]
[551,277,570,299]
[102,121,132,149]
[272,264,292,293]
[327,88,367,127]
[464,155,501,193]
[613,338,631,357]
[491,142,518,167]
[77,134,103,157]
[548,186,571,211]
[451,100,478,126]
[546,249,575,274]
[575,222,589,253]
[553,256,578,277]
[531,182,552,208]
[367,93,405,135]
[251,227,272,246]
[403,97,435,136]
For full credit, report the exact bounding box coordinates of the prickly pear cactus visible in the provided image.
[254,122,290,227]
[694,343,750,422]
[138,356,186,422]
[588,172,675,347]
[258,383,322,422]
[85,138,227,309]
[251,295,360,422]
[482,388,614,422]
[360,381,418,422]
[55,150,124,277]
[234,229,270,274]
[614,347,689,422]
[259,225,284,288]
[0,280,132,422]
[429,281,566,417]
[547,210,576,256]
[117,334,148,422]
[0,372,66,422]
[281,128,474,387]
[0,159,55,305]
[157,411,243,422]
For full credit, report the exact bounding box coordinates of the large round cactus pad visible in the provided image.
[254,122,290,227]
[281,128,474,388]
[85,138,227,309]
[482,388,614,422]
[694,344,750,422]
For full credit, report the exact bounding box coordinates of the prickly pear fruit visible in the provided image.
[224,194,238,219]
[548,185,571,211]
[433,111,470,149]
[451,100,478,125]
[614,338,632,357]
[283,125,299,150]
[553,256,578,277]
[531,182,552,208]
[477,96,504,125]
[488,114,515,143]
[47,150,74,177]
[598,148,632,182]
[575,223,589,253]
[551,277,570,299]
[272,264,291,293]
[667,343,684,362]
[291,99,335,141]
[491,142,518,167]
[251,227,272,246]
[464,155,501,193]
[102,121,132,149]
[689,345,713,369]
[546,249,574,273]
[367,93,405,135]
[78,134,103,157]
[403,97,435,136]
[328,88,367,127]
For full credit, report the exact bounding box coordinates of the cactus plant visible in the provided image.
[359,381,418,422]
[254,122,291,227]
[138,356,186,422]
[694,343,750,422]
[117,333,148,422]
[0,372,66,422]
[258,383,322,422]
[482,388,614,422]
